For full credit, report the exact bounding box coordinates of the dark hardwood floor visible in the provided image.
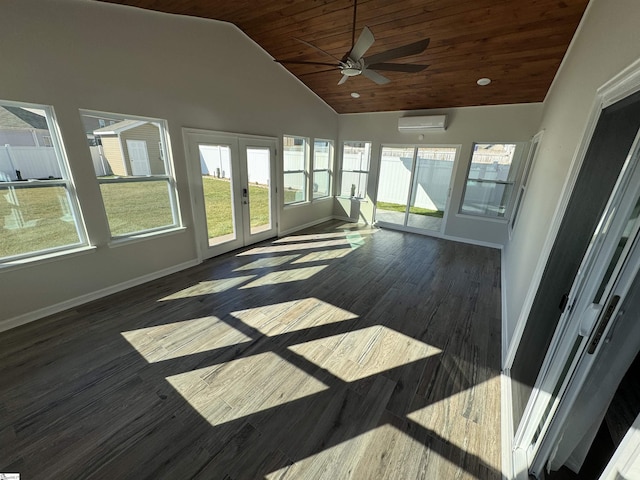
[0,221,502,479]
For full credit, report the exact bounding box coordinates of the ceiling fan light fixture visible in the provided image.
[477,77,491,86]
[351,92,361,98]
[342,67,361,77]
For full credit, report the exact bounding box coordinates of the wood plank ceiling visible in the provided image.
[97,0,590,114]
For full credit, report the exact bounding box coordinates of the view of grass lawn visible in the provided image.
[0,185,81,258]
[203,176,273,238]
[376,201,444,218]
[1,178,298,259]
[100,181,175,236]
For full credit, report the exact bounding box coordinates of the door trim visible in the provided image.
[182,128,279,262]
[504,58,640,480]
[505,57,640,369]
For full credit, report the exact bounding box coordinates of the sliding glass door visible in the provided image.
[375,145,457,234]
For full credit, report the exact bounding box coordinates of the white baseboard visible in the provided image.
[278,216,336,237]
[502,250,509,369]
[332,215,364,224]
[442,234,504,250]
[502,369,515,480]
[0,259,200,333]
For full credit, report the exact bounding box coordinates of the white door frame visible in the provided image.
[599,411,640,480]
[183,128,278,261]
[516,127,640,476]
[504,58,640,479]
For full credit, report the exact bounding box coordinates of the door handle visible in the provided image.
[588,295,620,354]
[242,188,248,197]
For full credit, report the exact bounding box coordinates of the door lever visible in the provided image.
[588,295,620,354]
[605,309,624,343]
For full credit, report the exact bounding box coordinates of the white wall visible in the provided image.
[337,104,543,245]
[0,0,337,327]
[503,0,640,352]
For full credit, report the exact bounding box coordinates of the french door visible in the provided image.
[514,127,640,477]
[183,129,278,259]
[374,145,458,235]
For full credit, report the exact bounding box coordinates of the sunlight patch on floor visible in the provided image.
[231,297,358,336]
[237,238,355,256]
[166,351,328,426]
[273,229,377,243]
[121,316,252,362]
[233,254,300,271]
[157,275,256,301]
[289,325,441,382]
[239,265,326,289]
[407,375,502,472]
[291,247,353,264]
[264,423,460,479]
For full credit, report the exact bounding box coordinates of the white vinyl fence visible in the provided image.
[0,145,114,180]
[200,145,232,179]
[0,145,61,180]
[377,157,454,211]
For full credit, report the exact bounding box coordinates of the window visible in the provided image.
[283,135,309,204]
[460,143,523,218]
[0,100,86,261]
[313,139,333,199]
[510,132,543,233]
[340,141,371,199]
[80,110,180,238]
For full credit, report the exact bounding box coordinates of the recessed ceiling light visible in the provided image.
[477,77,491,86]
[351,92,361,98]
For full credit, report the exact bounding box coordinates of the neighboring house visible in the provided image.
[0,106,51,147]
[80,113,122,146]
[93,119,164,176]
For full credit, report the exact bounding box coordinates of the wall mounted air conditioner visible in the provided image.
[398,115,447,133]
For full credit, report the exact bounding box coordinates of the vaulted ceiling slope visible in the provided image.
[98,0,590,114]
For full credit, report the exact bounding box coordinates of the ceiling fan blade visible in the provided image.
[348,26,375,61]
[361,68,390,85]
[294,37,344,63]
[367,63,429,72]
[363,38,430,65]
[275,60,338,67]
[338,74,349,85]
[299,68,339,75]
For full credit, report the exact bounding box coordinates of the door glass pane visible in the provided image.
[199,144,235,246]
[376,147,414,225]
[246,147,271,235]
[407,147,457,231]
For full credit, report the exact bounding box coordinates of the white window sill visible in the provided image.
[108,226,187,248]
[283,200,311,209]
[336,196,369,202]
[0,245,97,273]
[311,196,334,203]
[455,213,509,224]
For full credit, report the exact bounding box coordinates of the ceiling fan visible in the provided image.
[275,0,430,85]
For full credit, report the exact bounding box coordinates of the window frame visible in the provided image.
[339,140,372,199]
[0,99,88,263]
[282,134,310,205]
[80,109,181,240]
[458,142,526,220]
[312,138,334,200]
[509,132,543,236]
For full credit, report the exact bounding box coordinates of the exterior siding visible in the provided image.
[100,136,126,176]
